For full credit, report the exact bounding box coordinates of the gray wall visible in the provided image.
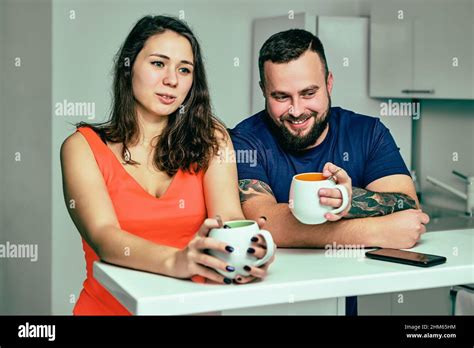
[1,0,52,314]
[0,0,5,314]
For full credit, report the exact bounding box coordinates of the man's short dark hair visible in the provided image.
[258,29,329,85]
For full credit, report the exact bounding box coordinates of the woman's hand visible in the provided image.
[173,217,236,284]
[319,162,353,221]
[232,216,276,285]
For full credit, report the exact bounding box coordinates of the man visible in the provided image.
[229,29,429,315]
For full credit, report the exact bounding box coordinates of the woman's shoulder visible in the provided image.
[62,130,85,150]
[62,125,110,152]
[212,123,232,147]
[60,129,95,163]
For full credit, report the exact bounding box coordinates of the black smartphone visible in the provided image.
[365,248,447,267]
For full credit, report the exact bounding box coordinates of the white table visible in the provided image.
[94,229,474,315]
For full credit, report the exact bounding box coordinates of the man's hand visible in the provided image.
[371,209,430,249]
[318,162,352,221]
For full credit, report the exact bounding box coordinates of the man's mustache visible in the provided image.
[280,111,318,122]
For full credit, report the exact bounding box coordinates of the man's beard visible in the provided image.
[267,97,331,153]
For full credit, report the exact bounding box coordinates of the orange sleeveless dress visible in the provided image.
[73,126,207,315]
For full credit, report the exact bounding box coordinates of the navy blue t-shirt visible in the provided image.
[230,106,410,316]
[230,106,410,201]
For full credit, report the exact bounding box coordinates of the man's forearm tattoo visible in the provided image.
[346,187,417,218]
[238,179,274,203]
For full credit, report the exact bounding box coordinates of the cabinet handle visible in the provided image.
[452,170,468,181]
[401,89,435,94]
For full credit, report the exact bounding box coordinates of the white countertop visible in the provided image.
[94,229,474,315]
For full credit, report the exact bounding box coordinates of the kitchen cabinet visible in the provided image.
[370,0,474,99]
[358,287,452,315]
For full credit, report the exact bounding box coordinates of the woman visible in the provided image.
[60,15,274,315]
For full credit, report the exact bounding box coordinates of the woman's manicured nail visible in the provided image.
[225,245,234,253]
[260,216,267,221]
[223,278,232,284]
[251,237,258,242]
[247,247,255,254]
[226,266,235,272]
[244,265,251,271]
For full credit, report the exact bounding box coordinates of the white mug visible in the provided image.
[208,220,275,279]
[289,172,349,225]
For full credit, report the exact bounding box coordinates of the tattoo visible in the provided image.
[238,179,274,203]
[346,187,417,218]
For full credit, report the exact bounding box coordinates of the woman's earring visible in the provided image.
[123,148,131,163]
